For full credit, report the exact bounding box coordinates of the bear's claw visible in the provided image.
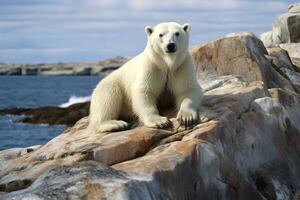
[177,109,198,128]
[144,116,171,129]
[96,120,129,133]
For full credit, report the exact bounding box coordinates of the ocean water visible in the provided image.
[0,76,102,150]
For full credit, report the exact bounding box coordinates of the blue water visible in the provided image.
[0,76,101,150]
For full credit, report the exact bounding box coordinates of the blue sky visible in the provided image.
[0,0,298,63]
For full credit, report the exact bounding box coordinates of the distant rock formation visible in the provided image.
[0,102,89,126]
[260,2,300,69]
[0,56,129,76]
[1,31,300,199]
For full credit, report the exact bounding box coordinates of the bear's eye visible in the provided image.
[159,33,163,38]
[175,32,180,36]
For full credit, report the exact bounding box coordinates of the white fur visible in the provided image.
[88,22,203,132]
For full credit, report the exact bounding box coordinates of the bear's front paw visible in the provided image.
[177,108,198,128]
[144,115,171,129]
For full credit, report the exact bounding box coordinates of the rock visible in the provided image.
[266,47,300,92]
[279,68,300,91]
[191,32,265,82]
[38,68,75,76]
[260,3,300,49]
[21,68,38,75]
[74,67,91,75]
[1,161,132,200]
[272,3,300,44]
[279,43,300,59]
[0,66,21,75]
[1,32,300,199]
[1,73,300,199]
[0,56,129,76]
[0,145,41,169]
[291,57,300,70]
[288,3,300,13]
[0,102,89,126]
[266,47,295,71]
[272,15,300,45]
[260,31,274,48]
[1,145,263,200]
[190,32,296,93]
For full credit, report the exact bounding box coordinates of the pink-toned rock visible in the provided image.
[190,32,296,93]
[0,119,173,192]
[1,32,300,199]
[1,75,299,199]
[114,140,263,200]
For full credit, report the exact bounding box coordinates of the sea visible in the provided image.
[0,76,102,150]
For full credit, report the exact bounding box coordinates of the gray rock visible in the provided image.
[267,47,295,71]
[291,57,300,70]
[260,3,300,52]
[280,68,300,92]
[266,47,300,92]
[260,31,274,48]
[0,67,21,75]
[272,7,300,44]
[288,3,300,13]
[279,43,300,58]
[0,56,129,76]
[0,146,40,170]
[1,162,134,200]
[74,67,91,75]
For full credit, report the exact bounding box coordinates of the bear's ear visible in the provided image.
[145,26,153,36]
[182,23,191,33]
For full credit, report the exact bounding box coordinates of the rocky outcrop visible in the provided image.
[260,3,300,89]
[1,73,300,199]
[266,47,300,93]
[260,31,273,48]
[0,102,89,126]
[260,3,300,47]
[292,57,300,70]
[273,4,300,44]
[1,32,300,199]
[260,3,300,66]
[279,43,300,59]
[0,56,128,76]
[190,32,299,93]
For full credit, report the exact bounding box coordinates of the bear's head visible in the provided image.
[145,22,190,56]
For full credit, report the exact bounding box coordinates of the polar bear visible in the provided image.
[88,22,203,132]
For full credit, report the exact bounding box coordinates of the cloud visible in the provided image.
[0,48,76,56]
[0,0,298,63]
[127,0,240,11]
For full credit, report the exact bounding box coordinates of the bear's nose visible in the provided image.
[166,43,176,53]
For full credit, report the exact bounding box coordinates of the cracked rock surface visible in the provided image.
[1,32,300,199]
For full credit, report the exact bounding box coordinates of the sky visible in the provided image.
[0,0,298,63]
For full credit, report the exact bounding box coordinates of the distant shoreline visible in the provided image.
[0,56,128,76]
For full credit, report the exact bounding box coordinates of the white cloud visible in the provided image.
[25,21,129,33]
[0,48,77,55]
[0,0,297,63]
[84,0,121,7]
[127,0,241,10]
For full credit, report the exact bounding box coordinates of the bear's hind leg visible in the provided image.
[88,82,129,133]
